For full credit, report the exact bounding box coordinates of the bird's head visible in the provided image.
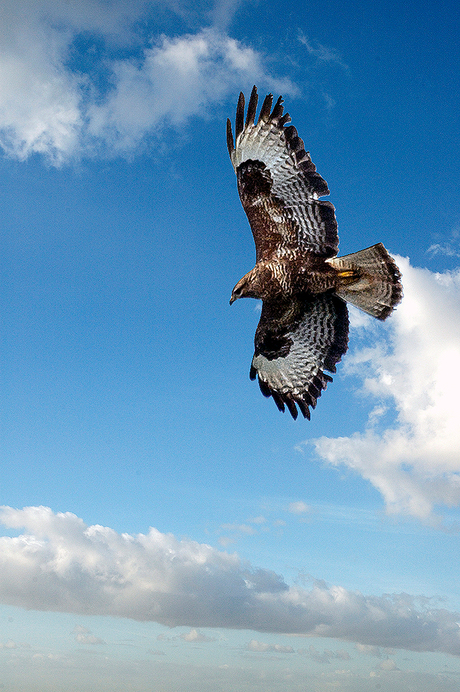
[230,269,261,304]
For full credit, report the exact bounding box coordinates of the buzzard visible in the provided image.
[227,86,402,420]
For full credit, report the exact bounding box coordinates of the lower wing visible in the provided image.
[250,293,349,419]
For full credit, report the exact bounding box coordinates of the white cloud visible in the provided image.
[0,0,297,163]
[427,228,460,259]
[221,524,257,536]
[379,658,399,671]
[0,0,152,162]
[247,639,295,653]
[181,628,215,642]
[86,27,295,152]
[287,501,310,515]
[312,258,460,524]
[0,3,83,163]
[73,624,106,645]
[1,506,460,656]
[218,516,269,545]
[0,639,18,649]
[221,522,257,534]
[75,632,106,644]
[249,516,267,524]
[355,643,383,657]
[298,31,349,72]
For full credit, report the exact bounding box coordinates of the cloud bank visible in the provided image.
[313,258,460,523]
[0,0,295,163]
[1,505,460,655]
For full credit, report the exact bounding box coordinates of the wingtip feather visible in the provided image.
[270,390,286,413]
[258,93,273,123]
[284,396,299,420]
[245,86,258,127]
[298,400,311,420]
[271,95,284,120]
[235,92,245,139]
[226,118,234,158]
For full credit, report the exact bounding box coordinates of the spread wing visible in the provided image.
[250,294,349,419]
[227,86,338,260]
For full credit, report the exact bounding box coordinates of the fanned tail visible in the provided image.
[327,243,403,320]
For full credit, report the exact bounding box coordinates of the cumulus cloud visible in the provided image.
[0,639,18,649]
[379,658,399,671]
[87,28,296,153]
[73,625,106,645]
[1,506,460,656]
[0,2,83,162]
[247,639,295,653]
[0,0,296,163]
[311,258,460,524]
[180,628,215,643]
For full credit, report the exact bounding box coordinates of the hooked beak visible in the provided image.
[229,294,236,305]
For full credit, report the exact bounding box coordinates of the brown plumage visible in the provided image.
[228,86,403,420]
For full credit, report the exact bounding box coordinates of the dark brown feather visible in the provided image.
[235,92,245,139]
[257,93,273,122]
[226,118,234,158]
[270,95,284,121]
[245,85,258,127]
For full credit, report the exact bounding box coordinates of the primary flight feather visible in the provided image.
[227,86,402,420]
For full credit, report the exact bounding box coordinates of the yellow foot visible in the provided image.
[337,269,360,285]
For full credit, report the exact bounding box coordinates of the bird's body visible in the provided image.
[231,255,338,301]
[227,86,402,419]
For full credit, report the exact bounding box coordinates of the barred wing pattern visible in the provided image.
[250,294,349,420]
[227,85,338,259]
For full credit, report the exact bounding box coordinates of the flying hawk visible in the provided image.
[227,86,402,420]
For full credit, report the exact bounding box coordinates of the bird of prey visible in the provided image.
[227,86,402,420]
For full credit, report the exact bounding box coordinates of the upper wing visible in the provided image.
[250,293,349,419]
[227,86,339,260]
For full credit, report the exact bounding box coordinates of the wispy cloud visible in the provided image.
[427,228,460,259]
[218,515,270,546]
[311,258,460,525]
[1,505,460,655]
[287,501,310,515]
[0,0,297,163]
[298,644,350,663]
[298,31,349,72]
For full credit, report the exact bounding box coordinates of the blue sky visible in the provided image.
[1,0,460,689]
